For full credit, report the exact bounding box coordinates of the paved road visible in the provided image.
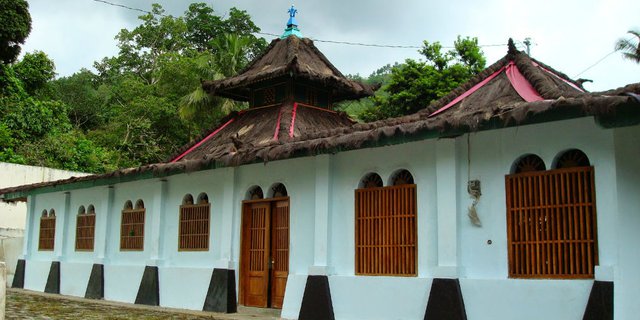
[6,289,279,320]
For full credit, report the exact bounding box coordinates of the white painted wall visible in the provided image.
[613,125,640,319]
[15,117,640,320]
[0,162,87,229]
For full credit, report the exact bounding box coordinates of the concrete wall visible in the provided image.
[0,162,88,229]
[16,117,640,319]
[613,125,640,319]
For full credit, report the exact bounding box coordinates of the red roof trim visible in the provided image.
[273,108,284,141]
[289,102,299,138]
[170,118,236,163]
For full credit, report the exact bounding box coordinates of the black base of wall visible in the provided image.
[424,278,467,320]
[12,259,25,288]
[298,275,335,320]
[203,268,237,313]
[135,266,159,306]
[44,261,60,294]
[583,281,614,320]
[85,264,104,299]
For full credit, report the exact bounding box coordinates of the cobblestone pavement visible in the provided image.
[6,289,280,320]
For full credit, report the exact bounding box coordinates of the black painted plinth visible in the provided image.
[298,275,335,320]
[85,264,104,299]
[203,268,237,313]
[424,278,467,320]
[12,259,25,288]
[44,261,60,294]
[135,266,159,306]
[583,281,614,320]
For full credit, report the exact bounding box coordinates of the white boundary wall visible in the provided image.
[16,118,640,319]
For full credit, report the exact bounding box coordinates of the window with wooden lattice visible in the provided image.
[355,170,417,276]
[75,205,96,251]
[39,209,56,251]
[179,193,210,251]
[120,200,145,251]
[506,150,598,279]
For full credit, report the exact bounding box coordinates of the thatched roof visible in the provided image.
[201,36,374,102]
[2,43,639,199]
[167,103,354,162]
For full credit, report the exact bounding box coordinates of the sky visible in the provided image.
[22,0,639,92]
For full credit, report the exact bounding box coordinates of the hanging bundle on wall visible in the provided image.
[467,180,482,227]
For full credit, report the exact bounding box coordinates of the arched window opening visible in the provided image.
[390,169,415,186]
[512,154,546,174]
[555,149,590,169]
[359,172,383,189]
[355,172,417,276]
[197,193,209,204]
[506,153,598,279]
[124,200,133,210]
[182,194,194,205]
[179,192,210,251]
[247,186,264,200]
[76,204,96,251]
[270,183,288,198]
[121,199,145,251]
[39,208,56,251]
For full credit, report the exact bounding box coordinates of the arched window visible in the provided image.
[270,183,288,198]
[39,208,56,251]
[247,186,264,200]
[512,154,546,174]
[120,199,145,251]
[506,150,597,279]
[359,172,383,189]
[76,204,96,251]
[355,170,417,276]
[554,149,590,169]
[179,192,210,251]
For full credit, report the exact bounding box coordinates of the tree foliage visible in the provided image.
[0,0,31,64]
[357,36,486,122]
[615,30,640,64]
[1,2,265,173]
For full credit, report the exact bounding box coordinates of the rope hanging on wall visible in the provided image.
[467,134,482,227]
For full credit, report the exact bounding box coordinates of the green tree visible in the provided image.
[13,51,56,94]
[360,36,486,121]
[0,0,31,64]
[616,30,640,63]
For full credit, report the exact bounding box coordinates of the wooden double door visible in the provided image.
[240,198,290,309]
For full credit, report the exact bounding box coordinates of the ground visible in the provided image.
[6,288,279,320]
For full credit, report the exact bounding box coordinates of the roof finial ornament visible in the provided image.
[508,38,518,56]
[281,5,303,39]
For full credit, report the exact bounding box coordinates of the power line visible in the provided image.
[91,0,167,17]
[90,0,506,50]
[574,49,618,77]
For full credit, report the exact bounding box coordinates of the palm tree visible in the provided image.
[615,30,640,64]
[179,34,252,125]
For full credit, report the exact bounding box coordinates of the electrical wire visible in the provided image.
[90,0,505,50]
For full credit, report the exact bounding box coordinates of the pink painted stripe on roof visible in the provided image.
[429,65,507,117]
[273,108,284,141]
[506,62,544,102]
[170,118,235,163]
[532,61,585,93]
[289,102,298,138]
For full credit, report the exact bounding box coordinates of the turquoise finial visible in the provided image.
[281,5,303,39]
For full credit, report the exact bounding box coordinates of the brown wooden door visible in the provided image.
[270,199,289,308]
[240,198,290,309]
[242,202,270,307]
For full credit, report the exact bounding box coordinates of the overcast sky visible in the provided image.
[22,0,639,91]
